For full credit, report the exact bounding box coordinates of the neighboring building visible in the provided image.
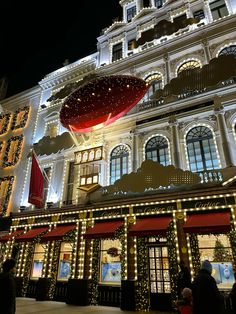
[0,0,236,311]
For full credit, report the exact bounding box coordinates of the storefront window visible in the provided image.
[100,239,121,284]
[198,234,234,289]
[57,242,72,280]
[31,244,45,279]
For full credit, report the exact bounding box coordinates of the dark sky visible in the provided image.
[0,1,122,98]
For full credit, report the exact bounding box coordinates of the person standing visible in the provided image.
[0,258,17,314]
[177,260,192,299]
[192,260,223,314]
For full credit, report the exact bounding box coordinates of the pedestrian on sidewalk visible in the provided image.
[0,258,17,314]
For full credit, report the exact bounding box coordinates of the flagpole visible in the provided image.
[31,149,58,198]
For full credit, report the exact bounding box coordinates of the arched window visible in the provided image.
[186,126,220,172]
[219,45,236,58]
[110,145,129,184]
[143,74,162,102]
[145,136,170,166]
[177,60,201,75]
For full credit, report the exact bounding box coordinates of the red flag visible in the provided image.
[28,151,44,208]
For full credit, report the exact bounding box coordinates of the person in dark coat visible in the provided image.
[192,260,223,314]
[177,260,192,298]
[0,258,17,314]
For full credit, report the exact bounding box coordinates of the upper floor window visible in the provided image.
[145,136,170,166]
[219,45,236,58]
[144,74,162,101]
[45,122,58,138]
[186,126,220,172]
[0,113,11,136]
[2,135,24,168]
[177,60,201,75]
[210,0,229,20]
[143,0,150,8]
[110,145,129,185]
[65,162,75,205]
[112,43,123,62]
[193,9,205,20]
[126,5,136,22]
[0,176,14,215]
[80,164,100,186]
[128,39,137,51]
[173,14,187,28]
[11,106,30,131]
[155,0,163,9]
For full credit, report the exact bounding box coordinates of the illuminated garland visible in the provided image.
[114,226,125,279]
[166,222,178,306]
[0,113,11,135]
[228,231,236,268]
[189,234,201,276]
[63,229,76,277]
[2,134,24,168]
[89,239,99,305]
[136,237,150,311]
[11,106,30,131]
[0,141,3,157]
[0,176,14,216]
[22,243,34,296]
[48,241,61,299]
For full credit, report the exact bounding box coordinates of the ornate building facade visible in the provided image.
[0,0,236,311]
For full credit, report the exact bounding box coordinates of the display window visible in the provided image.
[198,234,234,289]
[100,239,121,285]
[57,242,72,280]
[31,244,45,279]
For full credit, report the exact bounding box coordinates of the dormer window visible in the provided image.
[126,5,136,22]
[155,0,163,9]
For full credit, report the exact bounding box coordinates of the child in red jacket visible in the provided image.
[177,287,193,314]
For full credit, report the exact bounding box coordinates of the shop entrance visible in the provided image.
[148,238,172,311]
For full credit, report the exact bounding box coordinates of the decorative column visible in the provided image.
[137,0,143,12]
[201,38,211,63]
[214,97,234,167]
[163,53,171,84]
[131,129,139,172]
[204,0,213,23]
[169,115,182,169]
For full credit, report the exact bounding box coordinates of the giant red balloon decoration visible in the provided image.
[59,75,149,133]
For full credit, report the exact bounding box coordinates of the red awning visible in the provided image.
[0,229,24,243]
[83,220,123,239]
[15,227,48,242]
[40,224,76,242]
[183,212,231,234]
[129,216,172,237]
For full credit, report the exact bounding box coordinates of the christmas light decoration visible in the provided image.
[11,106,30,131]
[2,135,24,168]
[0,113,11,135]
[59,75,149,133]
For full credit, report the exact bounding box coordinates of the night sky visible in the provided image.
[0,1,122,98]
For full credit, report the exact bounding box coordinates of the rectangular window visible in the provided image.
[155,0,163,9]
[31,244,45,279]
[100,239,121,285]
[2,135,24,168]
[58,242,73,280]
[128,39,137,51]
[112,43,123,62]
[66,162,75,205]
[193,9,205,20]
[0,113,11,135]
[126,6,136,22]
[11,107,30,131]
[198,234,233,290]
[0,176,14,214]
[210,0,229,20]
[80,164,100,186]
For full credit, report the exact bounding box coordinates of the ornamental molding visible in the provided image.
[39,60,97,90]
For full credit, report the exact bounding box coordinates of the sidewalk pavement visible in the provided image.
[16,297,176,314]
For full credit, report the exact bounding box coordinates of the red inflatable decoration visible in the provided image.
[59,75,149,133]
